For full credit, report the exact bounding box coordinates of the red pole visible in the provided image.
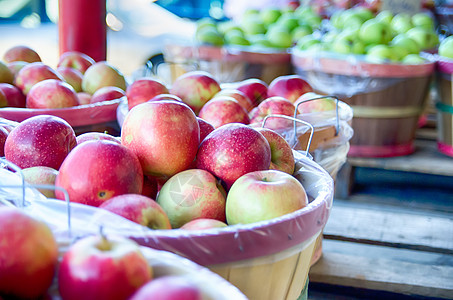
[58,0,107,62]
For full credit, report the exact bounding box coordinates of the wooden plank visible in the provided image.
[347,139,453,177]
[309,249,453,299]
[323,203,453,254]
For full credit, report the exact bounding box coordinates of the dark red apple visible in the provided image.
[126,78,169,110]
[57,51,96,74]
[267,75,313,103]
[0,83,26,107]
[76,132,121,145]
[100,194,172,229]
[142,175,159,200]
[3,45,41,63]
[249,96,296,130]
[4,115,77,169]
[169,71,221,114]
[15,62,64,95]
[58,235,152,300]
[0,206,58,299]
[129,276,202,300]
[234,78,268,107]
[26,79,79,109]
[198,96,250,128]
[55,140,143,207]
[90,86,125,104]
[121,100,199,179]
[196,123,271,189]
[196,117,215,142]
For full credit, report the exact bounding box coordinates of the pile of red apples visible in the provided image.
[0,45,335,299]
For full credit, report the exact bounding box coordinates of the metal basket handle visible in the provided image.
[294,95,340,136]
[0,158,73,237]
[261,114,314,157]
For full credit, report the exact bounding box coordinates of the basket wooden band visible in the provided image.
[351,105,422,118]
[348,142,415,157]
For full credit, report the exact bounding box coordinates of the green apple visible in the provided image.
[196,17,217,33]
[224,30,250,46]
[411,12,435,30]
[296,34,321,50]
[276,12,300,33]
[353,7,374,21]
[196,27,224,46]
[390,45,410,61]
[266,27,293,48]
[390,33,421,54]
[359,19,392,45]
[375,10,394,24]
[406,27,439,50]
[390,13,413,35]
[439,36,453,59]
[322,30,338,43]
[331,30,365,54]
[260,7,282,27]
[330,10,345,29]
[401,54,427,64]
[249,34,273,48]
[366,44,397,63]
[218,21,243,35]
[241,15,266,35]
[291,23,312,41]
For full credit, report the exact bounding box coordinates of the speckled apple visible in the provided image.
[249,96,296,130]
[256,127,295,175]
[198,96,250,128]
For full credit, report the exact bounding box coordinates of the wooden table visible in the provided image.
[308,127,453,299]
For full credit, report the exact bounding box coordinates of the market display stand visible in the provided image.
[308,127,453,299]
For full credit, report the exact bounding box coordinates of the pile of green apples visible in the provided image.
[295,7,439,64]
[194,5,322,50]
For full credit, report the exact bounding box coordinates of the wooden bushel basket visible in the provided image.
[435,56,453,157]
[292,50,435,157]
[162,43,293,84]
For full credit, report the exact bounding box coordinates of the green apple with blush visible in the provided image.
[439,36,453,59]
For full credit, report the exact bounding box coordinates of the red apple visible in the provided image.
[26,79,79,109]
[214,88,254,112]
[90,86,125,104]
[3,45,42,63]
[0,83,26,107]
[249,96,296,130]
[77,92,92,105]
[196,123,271,189]
[156,169,226,228]
[0,206,58,299]
[15,62,64,95]
[169,70,221,114]
[121,100,199,178]
[267,75,313,103]
[0,61,14,84]
[58,235,152,300]
[0,126,8,156]
[196,117,215,142]
[180,218,228,230]
[5,115,77,169]
[7,61,28,79]
[55,140,143,207]
[57,66,84,92]
[148,93,182,103]
[22,166,59,198]
[226,169,308,224]
[100,194,172,229]
[234,78,268,107]
[57,51,96,74]
[256,127,295,174]
[126,78,169,110]
[198,96,250,128]
[142,175,159,200]
[129,276,202,300]
[295,92,336,113]
[76,131,121,145]
[82,61,127,95]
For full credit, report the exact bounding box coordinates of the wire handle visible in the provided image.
[261,114,314,156]
[0,158,72,237]
[294,95,340,136]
